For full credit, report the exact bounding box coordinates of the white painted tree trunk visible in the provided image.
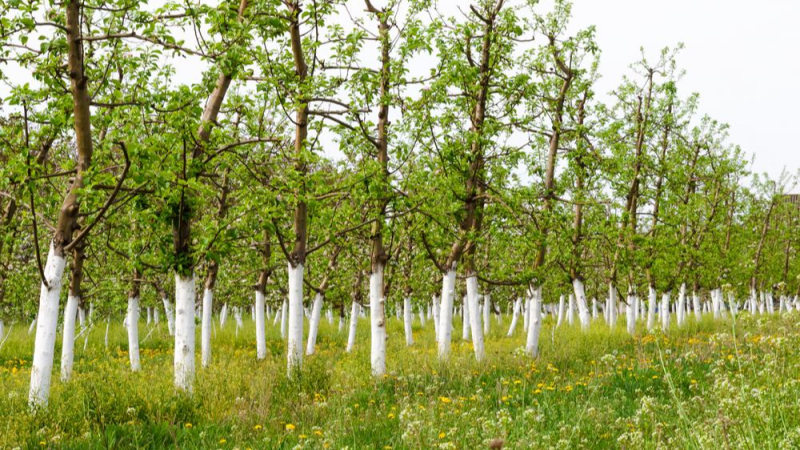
[647,286,657,332]
[346,300,358,353]
[556,295,565,327]
[608,283,618,329]
[153,307,159,325]
[286,263,304,373]
[220,303,228,327]
[419,304,426,328]
[280,299,288,339]
[592,298,598,320]
[766,292,775,314]
[626,294,635,336]
[326,309,333,325]
[749,289,757,315]
[676,283,686,326]
[78,306,86,328]
[573,279,591,331]
[338,314,345,333]
[403,296,413,346]
[60,295,79,382]
[567,294,576,326]
[370,266,387,376]
[660,291,671,332]
[483,294,491,336]
[306,293,324,355]
[127,297,141,372]
[437,268,457,359]
[201,288,213,368]
[255,290,266,360]
[432,295,440,342]
[525,286,543,358]
[692,291,701,321]
[28,245,67,406]
[522,297,529,332]
[462,296,471,341]
[28,318,37,335]
[465,276,484,361]
[146,307,152,325]
[104,318,110,349]
[507,298,521,336]
[162,298,175,336]
[174,274,196,392]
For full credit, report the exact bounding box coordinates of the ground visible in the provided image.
[1,311,799,449]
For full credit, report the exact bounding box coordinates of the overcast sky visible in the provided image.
[566,0,800,189]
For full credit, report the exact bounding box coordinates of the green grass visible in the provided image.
[1,311,799,449]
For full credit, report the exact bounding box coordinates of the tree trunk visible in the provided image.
[306,293,324,355]
[174,275,196,392]
[403,297,414,346]
[525,286,543,357]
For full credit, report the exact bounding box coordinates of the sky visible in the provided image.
[566,0,800,188]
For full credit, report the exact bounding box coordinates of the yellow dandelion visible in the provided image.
[285,423,296,431]
[439,396,451,404]
[185,423,193,429]
[439,432,447,439]
[253,424,262,431]
[387,413,395,419]
[299,434,307,439]
[219,438,227,444]
[314,430,324,436]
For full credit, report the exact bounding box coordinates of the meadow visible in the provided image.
[1,312,799,449]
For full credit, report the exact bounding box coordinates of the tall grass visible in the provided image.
[1,311,799,449]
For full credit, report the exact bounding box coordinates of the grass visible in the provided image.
[1,310,799,449]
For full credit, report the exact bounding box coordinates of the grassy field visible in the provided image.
[1,311,799,449]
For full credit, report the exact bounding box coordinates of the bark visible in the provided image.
[306,293,324,355]
[525,286,543,357]
[403,297,414,346]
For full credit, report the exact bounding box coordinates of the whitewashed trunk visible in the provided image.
[507,298,521,336]
[525,286,543,358]
[28,245,67,406]
[346,300,358,352]
[162,298,175,336]
[201,288,213,368]
[677,283,686,326]
[220,303,228,327]
[693,291,701,321]
[556,295,565,327]
[369,266,387,376]
[483,294,491,336]
[567,294,576,326]
[418,304,426,328]
[749,289,757,315]
[661,291,671,332]
[592,298,598,320]
[432,295,440,342]
[626,294,635,336]
[127,297,141,371]
[78,306,86,328]
[60,295,79,382]
[462,296,471,341]
[647,286,657,332]
[280,299,288,339]
[465,276,484,361]
[572,279,591,331]
[286,263,304,373]
[153,307,159,325]
[255,290,266,360]
[403,296,414,346]
[766,292,775,314]
[146,307,152,325]
[326,309,333,325]
[608,283,618,329]
[306,293,324,355]
[522,297,529,332]
[174,274,196,392]
[437,268,457,359]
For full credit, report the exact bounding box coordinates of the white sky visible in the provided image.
[567,0,800,187]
